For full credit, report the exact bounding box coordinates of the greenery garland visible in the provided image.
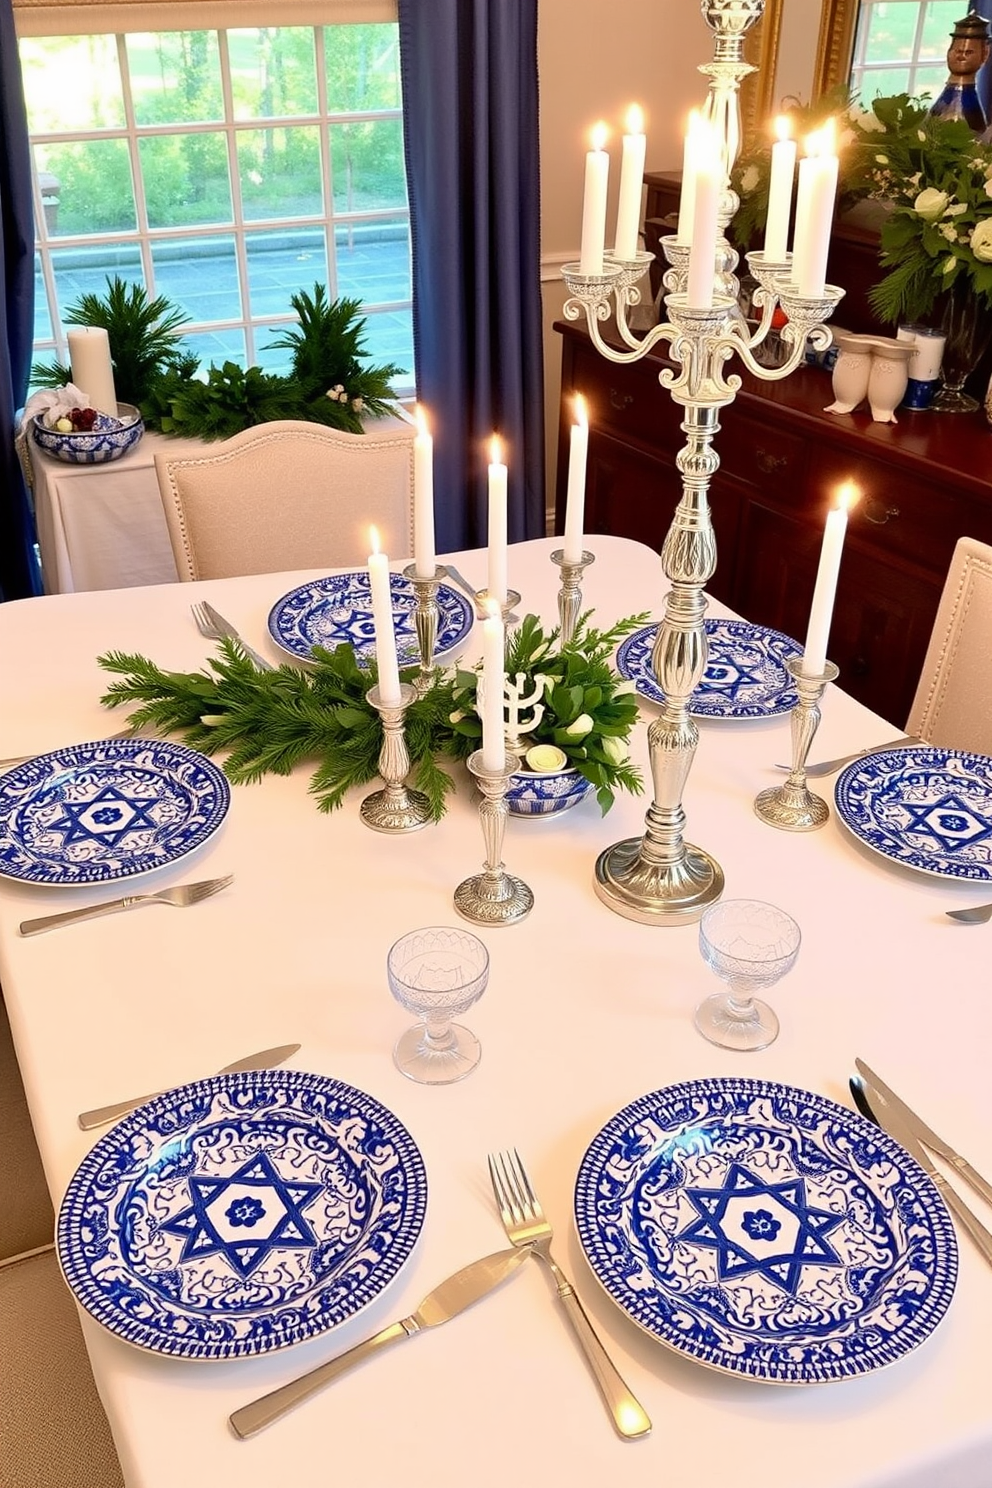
[97,612,648,819]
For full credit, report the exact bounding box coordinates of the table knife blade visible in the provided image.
[78,1043,301,1129]
[229,1245,531,1439]
[850,1074,992,1267]
[855,1058,992,1208]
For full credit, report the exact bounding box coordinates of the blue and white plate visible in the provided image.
[616,618,803,718]
[57,1069,428,1360]
[835,745,992,881]
[267,572,474,666]
[0,738,230,887]
[574,1077,957,1384]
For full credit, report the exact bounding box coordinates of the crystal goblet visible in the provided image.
[696,899,800,1052]
[387,926,490,1084]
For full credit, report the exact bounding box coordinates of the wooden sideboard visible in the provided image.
[554,317,992,727]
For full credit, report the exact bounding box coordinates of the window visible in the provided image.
[850,1,970,103]
[19,20,414,390]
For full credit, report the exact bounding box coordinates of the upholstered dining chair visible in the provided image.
[154,419,417,580]
[907,535,992,754]
[0,993,124,1486]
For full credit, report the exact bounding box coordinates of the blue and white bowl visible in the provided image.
[32,402,143,464]
[506,764,592,817]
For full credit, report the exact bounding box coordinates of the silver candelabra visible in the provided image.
[563,0,843,925]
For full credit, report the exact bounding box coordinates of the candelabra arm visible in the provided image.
[572,302,678,366]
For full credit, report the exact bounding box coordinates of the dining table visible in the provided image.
[0,534,988,1488]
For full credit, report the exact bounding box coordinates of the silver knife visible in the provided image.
[850,1073,992,1267]
[230,1245,531,1439]
[78,1043,301,1130]
[202,602,275,672]
[855,1059,992,1208]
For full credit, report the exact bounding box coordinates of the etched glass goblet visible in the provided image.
[696,899,801,1052]
[387,926,490,1084]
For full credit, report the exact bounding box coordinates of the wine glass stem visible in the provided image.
[423,1019,456,1050]
[725,992,758,1019]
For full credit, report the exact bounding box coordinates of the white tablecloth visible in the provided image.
[0,536,988,1488]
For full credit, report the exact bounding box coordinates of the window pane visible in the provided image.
[237,127,323,220]
[35,141,136,235]
[20,36,124,132]
[921,3,965,58]
[229,29,318,119]
[33,255,53,346]
[138,134,232,228]
[150,236,241,324]
[49,245,144,323]
[359,309,414,380]
[330,120,406,213]
[863,8,918,64]
[181,327,247,367]
[336,217,410,303]
[324,25,401,111]
[245,229,328,317]
[860,66,913,99]
[126,32,223,127]
[911,64,947,99]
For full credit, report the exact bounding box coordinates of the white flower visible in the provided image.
[561,713,594,740]
[985,179,992,199]
[909,172,922,187]
[199,714,225,727]
[918,130,927,143]
[601,736,628,766]
[875,154,889,165]
[941,223,958,242]
[944,201,968,216]
[942,255,958,275]
[914,188,949,221]
[351,397,364,411]
[971,219,992,262]
[448,709,466,723]
[740,165,760,194]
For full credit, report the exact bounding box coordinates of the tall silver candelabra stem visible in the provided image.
[754,658,840,831]
[361,683,432,832]
[563,0,844,924]
[550,549,594,646]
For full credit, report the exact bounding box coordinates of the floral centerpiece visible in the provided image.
[733,90,992,326]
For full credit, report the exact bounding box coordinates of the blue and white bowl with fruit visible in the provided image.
[32,402,143,464]
[506,744,593,818]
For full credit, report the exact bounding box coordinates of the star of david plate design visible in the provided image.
[574,1077,958,1384]
[615,618,803,718]
[834,745,992,880]
[267,571,474,665]
[57,1069,428,1361]
[0,738,230,887]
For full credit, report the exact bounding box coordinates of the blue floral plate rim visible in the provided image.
[615,618,803,718]
[574,1076,957,1384]
[834,744,992,881]
[266,570,474,665]
[57,1068,428,1361]
[0,736,230,887]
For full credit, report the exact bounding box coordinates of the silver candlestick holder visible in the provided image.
[454,749,534,925]
[361,682,432,833]
[550,548,594,646]
[754,658,840,831]
[563,0,844,925]
[403,562,443,696]
[474,587,521,625]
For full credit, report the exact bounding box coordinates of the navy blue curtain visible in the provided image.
[398,0,544,552]
[0,0,41,600]
[976,1,992,121]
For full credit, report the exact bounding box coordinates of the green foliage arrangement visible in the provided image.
[732,90,992,324]
[32,276,401,439]
[446,612,648,814]
[96,610,648,819]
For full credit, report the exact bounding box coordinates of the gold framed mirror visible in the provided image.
[813,0,859,95]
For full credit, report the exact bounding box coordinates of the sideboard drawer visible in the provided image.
[717,409,809,493]
[806,446,986,579]
[568,337,682,454]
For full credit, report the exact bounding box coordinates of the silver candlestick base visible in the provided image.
[550,548,594,646]
[754,658,840,831]
[454,749,534,925]
[403,562,442,696]
[474,587,521,625]
[361,682,432,833]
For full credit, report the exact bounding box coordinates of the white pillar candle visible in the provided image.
[763,116,797,262]
[614,104,646,262]
[793,120,838,298]
[412,405,435,580]
[487,434,508,608]
[802,482,859,676]
[66,327,118,417]
[368,527,402,705]
[579,122,610,276]
[480,600,506,773]
[676,110,702,243]
[686,122,721,310]
[563,394,589,565]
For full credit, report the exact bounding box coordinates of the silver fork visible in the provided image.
[19,875,234,936]
[774,734,921,777]
[191,601,275,671]
[487,1148,651,1441]
[946,902,992,924]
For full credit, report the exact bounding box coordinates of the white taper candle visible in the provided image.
[368,527,402,705]
[562,394,589,565]
[686,121,721,310]
[579,122,610,275]
[413,405,435,580]
[614,104,646,261]
[763,117,797,262]
[480,600,506,772]
[487,435,508,608]
[802,482,859,676]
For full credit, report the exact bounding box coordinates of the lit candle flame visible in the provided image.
[573,393,588,430]
[489,433,503,466]
[590,120,608,152]
[836,481,860,512]
[369,524,381,555]
[774,115,792,142]
[625,104,644,135]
